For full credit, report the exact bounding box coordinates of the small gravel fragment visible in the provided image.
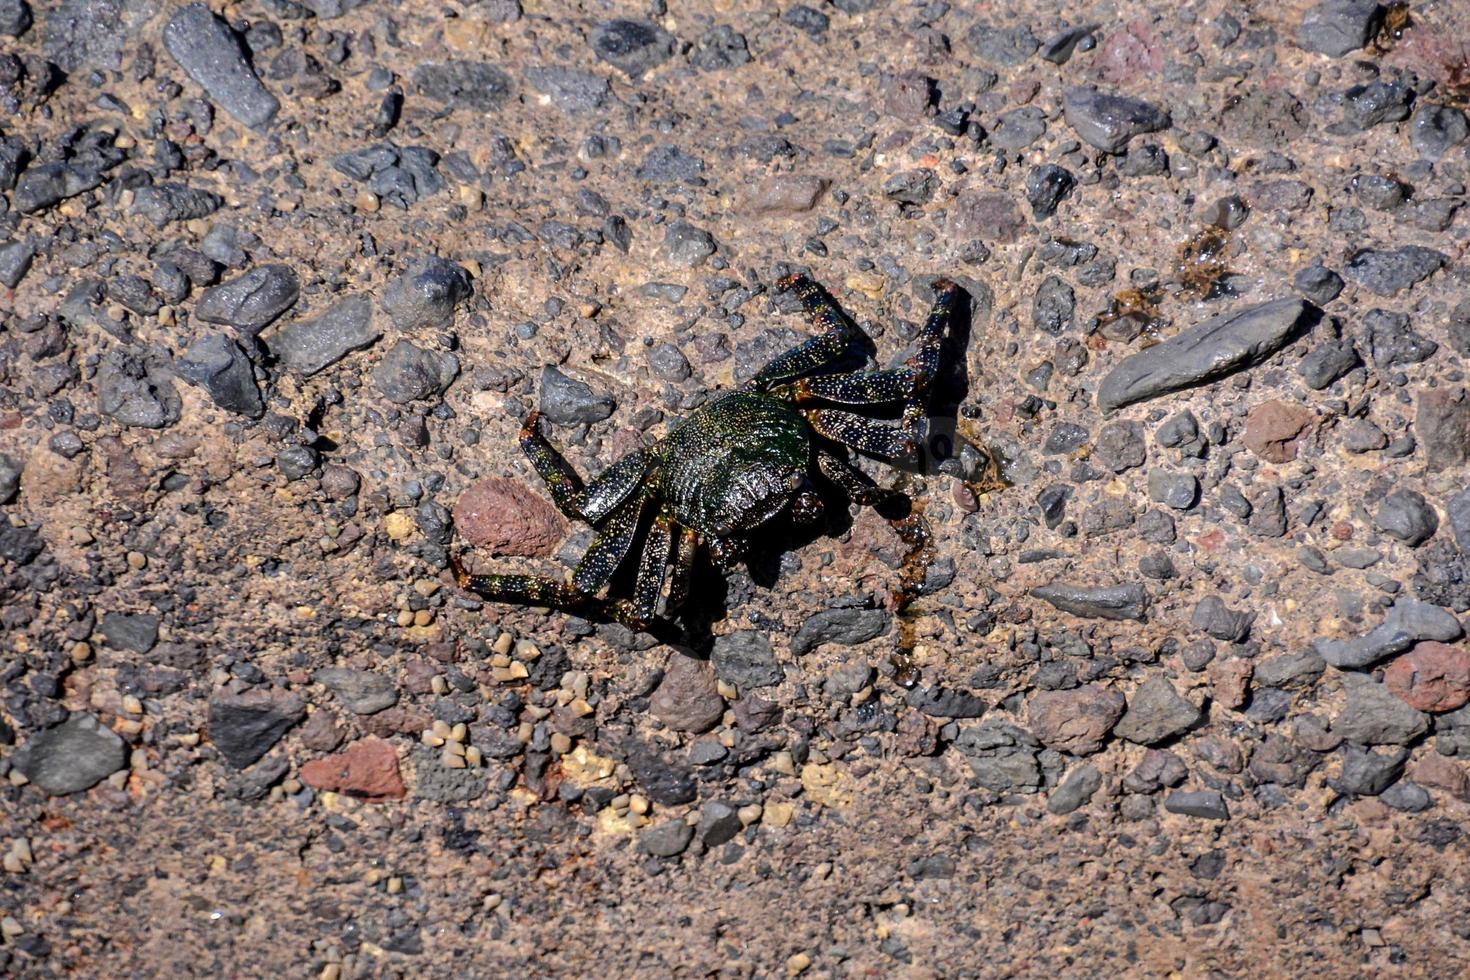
[1296,0,1384,57]
[1375,489,1439,546]
[315,667,399,715]
[790,607,890,655]
[1334,673,1429,745]
[373,341,459,404]
[1114,676,1201,744]
[1047,764,1101,815]
[380,256,472,330]
[1027,685,1126,755]
[1163,790,1229,819]
[99,612,159,653]
[1316,598,1464,669]
[267,295,379,377]
[11,714,127,796]
[539,366,615,424]
[1063,86,1171,154]
[163,3,279,129]
[194,265,300,336]
[650,653,724,733]
[1343,247,1448,296]
[710,631,784,690]
[175,333,263,418]
[591,18,675,79]
[208,691,306,769]
[1032,582,1148,621]
[639,819,694,857]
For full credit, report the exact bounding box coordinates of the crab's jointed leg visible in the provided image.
[753,274,857,389]
[521,410,655,523]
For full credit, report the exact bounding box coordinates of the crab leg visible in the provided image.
[786,368,918,405]
[629,509,675,623]
[806,408,919,460]
[816,448,892,506]
[753,274,856,388]
[896,278,959,436]
[665,525,700,613]
[520,411,654,523]
[570,493,650,594]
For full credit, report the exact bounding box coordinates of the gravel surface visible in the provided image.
[2,0,1470,975]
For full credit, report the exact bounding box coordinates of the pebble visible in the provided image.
[300,738,405,801]
[638,818,694,857]
[948,190,1025,245]
[99,611,159,653]
[991,108,1048,150]
[1416,388,1470,471]
[1316,598,1463,669]
[1097,298,1317,412]
[650,653,725,733]
[96,349,181,429]
[0,239,34,288]
[163,3,279,129]
[789,607,891,655]
[1297,338,1360,389]
[380,256,472,331]
[691,25,750,71]
[0,0,29,36]
[1062,86,1171,154]
[1449,486,1470,553]
[590,19,675,79]
[1047,764,1101,815]
[174,333,264,418]
[1031,581,1148,621]
[1293,263,1345,306]
[661,221,717,268]
[1343,246,1448,296]
[539,366,615,424]
[1375,489,1439,546]
[1333,673,1429,745]
[697,801,743,847]
[1383,642,1470,712]
[1040,25,1096,65]
[1410,105,1469,161]
[372,341,459,404]
[1027,685,1125,755]
[131,184,223,228]
[1191,596,1253,642]
[1364,309,1437,367]
[1242,400,1315,463]
[412,61,513,111]
[453,477,567,557]
[1296,0,1384,57]
[525,66,611,116]
[744,175,828,215]
[1337,80,1414,132]
[267,295,380,377]
[0,453,19,504]
[1163,789,1229,820]
[315,667,399,715]
[1334,744,1408,796]
[969,22,1038,66]
[194,265,300,336]
[710,630,784,690]
[953,720,1043,793]
[1114,676,1201,745]
[1025,164,1075,219]
[207,691,306,769]
[11,713,127,795]
[1146,469,1198,510]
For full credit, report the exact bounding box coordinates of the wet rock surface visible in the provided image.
[3,1,1470,975]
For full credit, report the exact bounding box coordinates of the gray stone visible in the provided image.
[1114,676,1201,744]
[710,631,783,690]
[1248,735,1320,788]
[163,3,279,129]
[790,607,891,655]
[1047,764,1101,815]
[1192,596,1253,642]
[277,447,318,481]
[1375,489,1439,546]
[410,745,486,803]
[525,66,611,115]
[1097,298,1318,412]
[131,183,224,228]
[207,691,306,769]
[691,25,750,71]
[649,343,692,382]
[1410,105,1469,160]
[1315,598,1463,668]
[539,366,615,424]
[1333,673,1429,745]
[12,714,127,795]
[314,667,398,715]
[1025,164,1075,219]
[991,107,1048,150]
[1254,651,1326,690]
[1248,485,1288,538]
[1416,388,1470,471]
[823,661,875,699]
[1343,247,1448,296]
[1293,263,1345,306]
[1122,748,1188,793]
[13,161,105,213]
[1339,80,1414,131]
[1448,486,1470,553]
[0,452,19,504]
[1298,338,1360,389]
[99,612,159,653]
[1297,0,1384,57]
[267,296,379,377]
[637,145,705,184]
[1364,309,1437,367]
[1062,86,1171,154]
[1093,419,1146,472]
[1040,25,1096,65]
[0,239,36,288]
[1032,581,1148,621]
[906,685,987,719]
[380,256,472,330]
[969,22,1039,66]
[650,653,724,733]
[591,18,675,79]
[1379,780,1432,812]
[1334,744,1407,796]
[953,720,1042,793]
[175,333,263,418]
[661,221,717,268]
[1163,790,1229,819]
[0,0,31,36]
[639,818,694,857]
[697,801,742,847]
[373,341,459,404]
[1147,469,1198,510]
[195,265,300,335]
[412,61,513,111]
[96,349,181,429]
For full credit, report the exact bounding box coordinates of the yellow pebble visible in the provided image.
[450,723,467,743]
[121,695,143,715]
[413,609,434,627]
[384,512,415,541]
[550,733,572,755]
[355,190,380,212]
[126,551,147,570]
[396,610,414,628]
[787,952,812,975]
[628,795,649,816]
[465,746,483,766]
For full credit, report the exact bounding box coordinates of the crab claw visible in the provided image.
[929,277,960,294]
[447,551,473,588]
[519,409,543,439]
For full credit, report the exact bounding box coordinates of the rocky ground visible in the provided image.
[2,0,1470,975]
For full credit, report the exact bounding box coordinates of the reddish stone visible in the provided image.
[650,653,724,733]
[300,738,404,801]
[1416,387,1470,471]
[1412,754,1470,803]
[1027,685,1126,756]
[362,705,433,738]
[1242,400,1315,463]
[1383,641,1470,713]
[298,709,344,753]
[453,477,567,557]
[1091,18,1165,86]
[948,190,1024,244]
[1210,659,1253,711]
[744,175,828,215]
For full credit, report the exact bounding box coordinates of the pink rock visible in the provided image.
[1211,659,1253,710]
[453,477,567,557]
[949,190,1025,245]
[651,653,724,733]
[300,738,404,801]
[1028,685,1126,756]
[1383,641,1470,713]
[1091,19,1165,86]
[744,175,828,215]
[1242,400,1315,463]
[1412,754,1470,802]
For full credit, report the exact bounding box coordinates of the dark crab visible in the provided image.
[449,273,963,629]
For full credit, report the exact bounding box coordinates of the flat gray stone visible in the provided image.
[12,714,127,795]
[1032,581,1148,621]
[163,3,279,130]
[268,295,380,376]
[1315,599,1463,669]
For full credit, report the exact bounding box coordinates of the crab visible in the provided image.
[449,273,963,630]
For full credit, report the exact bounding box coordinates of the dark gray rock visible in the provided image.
[525,66,611,115]
[791,607,891,655]
[991,108,1047,150]
[1344,247,1447,296]
[1047,764,1101,815]
[1354,174,1407,210]
[411,746,486,803]
[637,145,705,184]
[163,3,279,129]
[381,256,473,331]
[1097,298,1318,411]
[175,333,263,418]
[1315,598,1462,668]
[1032,582,1148,621]
[1044,422,1089,454]
[710,631,783,689]
[373,341,459,404]
[953,720,1042,793]
[277,447,318,481]
[99,612,159,653]
[539,366,615,424]
[1293,263,1345,305]
[627,744,697,805]
[1192,596,1253,642]
[1376,489,1439,546]
[639,818,694,857]
[883,168,940,205]
[1063,86,1171,154]
[12,714,126,795]
[131,183,224,228]
[267,295,379,377]
[783,5,830,37]
[96,350,181,429]
[1248,735,1320,787]
[195,265,301,335]
[1410,105,1469,160]
[0,453,19,504]
[1364,309,1437,367]
[13,161,105,213]
[1254,651,1326,690]
[1298,338,1360,389]
[968,22,1039,66]
[314,667,398,715]
[1296,0,1384,57]
[907,685,987,719]
[1147,469,1199,510]
[0,0,31,36]
[697,801,743,847]
[1339,80,1414,131]
[591,18,675,79]
[691,25,750,71]
[1417,387,1470,471]
[207,691,306,769]
[662,221,717,267]
[1163,790,1229,819]
[1093,419,1146,472]
[1449,486,1470,553]
[0,239,35,289]
[1122,748,1187,792]
[1025,164,1075,219]
[1334,744,1407,796]
[1333,673,1429,745]
[413,61,513,111]
[1114,676,1200,744]
[649,342,692,382]
[1379,780,1432,812]
[1039,25,1096,64]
